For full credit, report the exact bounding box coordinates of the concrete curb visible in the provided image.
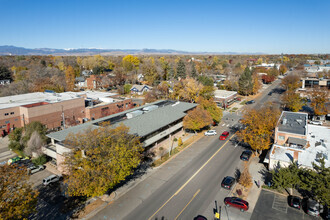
[261,187,289,197]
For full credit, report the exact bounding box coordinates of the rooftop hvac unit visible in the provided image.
[142,105,158,112]
[126,110,143,119]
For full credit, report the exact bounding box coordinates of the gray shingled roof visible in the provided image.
[47,100,196,142]
[277,111,307,136]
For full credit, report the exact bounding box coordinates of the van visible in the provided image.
[43,174,61,185]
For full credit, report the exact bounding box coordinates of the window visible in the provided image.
[10,112,14,115]
[5,121,10,124]
[278,135,285,140]
[4,113,9,116]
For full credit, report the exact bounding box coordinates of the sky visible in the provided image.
[0,0,329,54]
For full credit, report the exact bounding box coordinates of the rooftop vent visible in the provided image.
[296,119,303,124]
[282,118,287,125]
[172,101,180,107]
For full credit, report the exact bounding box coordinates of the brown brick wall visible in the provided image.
[85,99,133,120]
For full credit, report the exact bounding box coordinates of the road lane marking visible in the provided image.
[148,134,236,220]
[174,189,200,220]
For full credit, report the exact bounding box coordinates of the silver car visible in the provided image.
[204,130,217,136]
[307,200,323,217]
[28,165,45,175]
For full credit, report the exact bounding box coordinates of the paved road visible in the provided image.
[93,79,285,220]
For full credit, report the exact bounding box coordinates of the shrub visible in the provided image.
[178,137,183,146]
[173,138,178,142]
[32,154,47,165]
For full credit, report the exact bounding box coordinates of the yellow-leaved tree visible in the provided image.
[65,65,75,91]
[63,124,143,197]
[197,97,223,123]
[0,164,39,219]
[237,104,280,155]
[122,55,140,72]
[183,106,213,132]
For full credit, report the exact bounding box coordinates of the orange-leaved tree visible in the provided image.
[0,164,39,219]
[183,106,213,131]
[63,124,143,197]
[309,88,328,116]
[237,104,280,155]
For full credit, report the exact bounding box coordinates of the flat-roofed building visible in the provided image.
[214,90,237,108]
[45,100,197,172]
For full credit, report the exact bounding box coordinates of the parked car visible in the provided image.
[219,131,229,140]
[204,130,217,136]
[307,199,323,217]
[268,92,272,96]
[240,151,252,161]
[246,100,255,105]
[224,197,249,212]
[309,121,323,125]
[288,196,301,210]
[28,165,45,175]
[43,174,62,186]
[221,176,235,190]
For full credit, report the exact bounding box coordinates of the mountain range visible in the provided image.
[0,45,265,56]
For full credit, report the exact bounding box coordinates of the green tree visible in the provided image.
[63,124,143,197]
[176,59,186,79]
[238,67,253,95]
[199,86,215,100]
[271,162,300,193]
[123,84,132,94]
[183,106,213,131]
[0,164,39,219]
[191,62,197,78]
[198,76,214,86]
[0,65,12,80]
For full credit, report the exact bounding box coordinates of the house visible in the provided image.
[130,84,152,95]
[75,77,86,88]
[86,74,104,90]
[265,111,329,170]
[0,79,10,86]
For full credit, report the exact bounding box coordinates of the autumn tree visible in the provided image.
[199,85,215,100]
[252,73,261,94]
[237,104,280,155]
[0,164,39,219]
[141,57,159,85]
[171,78,203,102]
[309,88,328,116]
[159,57,170,80]
[176,59,186,79]
[191,62,197,78]
[281,74,301,91]
[122,55,140,72]
[238,67,253,96]
[65,65,75,91]
[183,106,213,131]
[197,97,222,123]
[279,65,287,75]
[282,91,305,112]
[239,162,252,188]
[63,124,143,197]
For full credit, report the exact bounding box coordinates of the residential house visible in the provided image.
[130,84,152,95]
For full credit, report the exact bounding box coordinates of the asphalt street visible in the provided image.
[93,77,285,220]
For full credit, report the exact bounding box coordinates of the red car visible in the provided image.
[219,131,229,140]
[224,197,249,212]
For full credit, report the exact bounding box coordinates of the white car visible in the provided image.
[310,121,323,125]
[43,174,61,185]
[28,165,45,175]
[204,130,217,136]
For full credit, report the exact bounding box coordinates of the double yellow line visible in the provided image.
[148,134,236,220]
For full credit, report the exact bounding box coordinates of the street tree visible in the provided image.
[183,106,213,131]
[279,65,287,75]
[282,91,305,112]
[281,74,301,91]
[239,162,252,188]
[197,97,222,123]
[237,104,280,155]
[63,124,143,197]
[0,164,39,219]
[238,67,253,96]
[309,88,328,116]
[252,73,261,94]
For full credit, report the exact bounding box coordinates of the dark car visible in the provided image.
[219,131,229,140]
[268,92,272,96]
[224,197,249,212]
[221,176,235,190]
[246,100,255,105]
[240,151,252,161]
[288,196,301,210]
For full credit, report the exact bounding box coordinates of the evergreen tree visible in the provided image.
[168,64,175,80]
[191,62,197,78]
[270,162,300,192]
[176,59,186,79]
[238,67,253,96]
[0,65,12,80]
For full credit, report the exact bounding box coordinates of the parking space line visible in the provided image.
[272,194,288,213]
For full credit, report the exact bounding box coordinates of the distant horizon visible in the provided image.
[1,45,329,55]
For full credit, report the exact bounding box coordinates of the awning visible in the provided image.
[287,137,307,146]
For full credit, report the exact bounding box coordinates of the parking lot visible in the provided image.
[251,189,319,220]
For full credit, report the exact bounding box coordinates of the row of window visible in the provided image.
[4,112,14,116]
